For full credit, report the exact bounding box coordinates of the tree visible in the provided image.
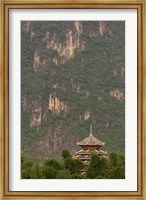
[22,170,31,179]
[31,163,42,178]
[62,149,72,160]
[21,158,43,179]
[42,166,58,179]
[107,166,125,179]
[86,154,108,178]
[71,173,84,179]
[45,158,63,170]
[64,157,83,174]
[109,152,119,167]
[22,160,34,170]
[56,170,71,179]
[104,152,125,179]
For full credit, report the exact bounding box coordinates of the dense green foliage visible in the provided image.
[21,21,125,160]
[21,149,125,179]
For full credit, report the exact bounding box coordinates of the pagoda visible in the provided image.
[75,125,107,166]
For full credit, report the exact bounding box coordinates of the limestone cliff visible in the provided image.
[48,94,68,114]
[32,21,85,72]
[21,21,125,160]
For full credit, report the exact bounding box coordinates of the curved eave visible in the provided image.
[78,142,105,146]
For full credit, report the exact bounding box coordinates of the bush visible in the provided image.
[42,167,58,179]
[45,158,63,170]
[56,170,71,179]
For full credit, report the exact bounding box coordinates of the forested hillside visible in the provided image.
[21,21,125,161]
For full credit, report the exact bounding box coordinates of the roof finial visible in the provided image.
[89,124,93,136]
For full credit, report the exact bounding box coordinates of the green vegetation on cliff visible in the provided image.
[21,21,125,160]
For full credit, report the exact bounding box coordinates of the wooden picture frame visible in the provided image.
[0,0,145,199]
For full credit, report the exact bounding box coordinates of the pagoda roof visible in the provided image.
[75,149,107,157]
[77,133,105,146]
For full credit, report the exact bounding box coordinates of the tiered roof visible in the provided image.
[77,133,105,146]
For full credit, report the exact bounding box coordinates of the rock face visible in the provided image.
[109,88,124,101]
[21,21,125,160]
[84,111,91,120]
[33,126,78,158]
[99,21,106,35]
[32,21,85,72]
[113,63,125,78]
[48,94,68,114]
